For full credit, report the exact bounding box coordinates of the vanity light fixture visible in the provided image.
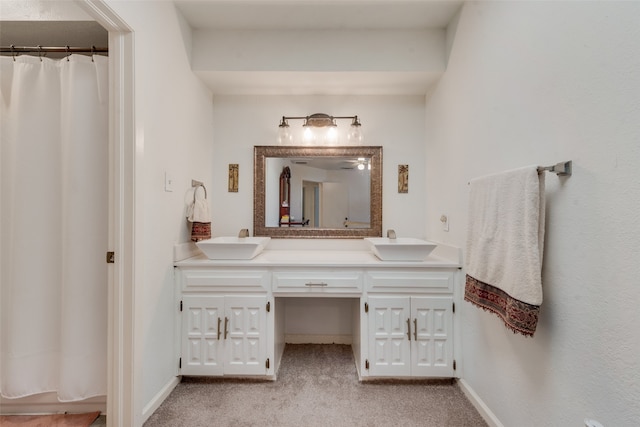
[278,113,363,146]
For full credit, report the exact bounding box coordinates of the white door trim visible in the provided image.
[76,1,137,425]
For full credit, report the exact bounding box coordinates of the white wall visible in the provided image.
[211,94,427,239]
[425,2,640,426]
[103,1,214,423]
[191,28,445,95]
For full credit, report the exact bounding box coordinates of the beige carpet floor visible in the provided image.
[144,344,487,427]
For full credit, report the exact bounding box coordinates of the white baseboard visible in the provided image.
[458,378,504,427]
[0,394,106,415]
[285,334,352,345]
[141,376,180,423]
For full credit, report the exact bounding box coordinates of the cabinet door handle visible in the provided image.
[304,282,328,287]
[217,317,222,340]
[413,318,418,341]
[224,317,229,340]
[406,318,411,341]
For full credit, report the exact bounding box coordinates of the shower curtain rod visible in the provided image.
[0,45,108,54]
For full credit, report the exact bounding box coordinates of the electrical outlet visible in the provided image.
[440,214,449,232]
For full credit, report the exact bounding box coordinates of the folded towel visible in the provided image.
[187,185,211,241]
[464,166,545,337]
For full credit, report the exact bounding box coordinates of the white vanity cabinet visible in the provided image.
[362,269,456,378]
[175,246,461,381]
[366,296,453,377]
[177,268,273,377]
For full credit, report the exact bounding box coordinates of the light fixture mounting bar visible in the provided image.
[280,113,360,127]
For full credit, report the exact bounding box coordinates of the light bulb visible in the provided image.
[278,117,292,145]
[303,127,314,145]
[278,126,292,145]
[347,117,363,145]
[326,126,338,145]
[357,163,365,170]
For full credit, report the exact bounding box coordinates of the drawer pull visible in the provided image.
[413,318,418,341]
[406,318,411,341]
[217,317,222,340]
[224,317,229,340]
[304,282,328,287]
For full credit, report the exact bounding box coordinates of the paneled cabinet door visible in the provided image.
[368,296,453,377]
[410,296,454,377]
[224,296,268,376]
[368,297,412,376]
[181,295,268,376]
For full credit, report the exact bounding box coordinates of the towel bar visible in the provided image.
[537,161,572,176]
[191,179,207,198]
[467,161,572,185]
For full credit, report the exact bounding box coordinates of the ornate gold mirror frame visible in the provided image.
[254,146,382,238]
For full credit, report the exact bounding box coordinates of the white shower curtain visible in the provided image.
[0,54,108,401]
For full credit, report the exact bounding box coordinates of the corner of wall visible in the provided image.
[457,379,504,427]
[444,4,463,68]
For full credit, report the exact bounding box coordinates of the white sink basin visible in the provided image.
[196,236,271,260]
[364,237,437,261]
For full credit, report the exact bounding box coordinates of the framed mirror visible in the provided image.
[254,146,382,238]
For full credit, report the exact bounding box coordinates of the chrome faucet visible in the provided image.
[386,229,396,239]
[238,228,250,238]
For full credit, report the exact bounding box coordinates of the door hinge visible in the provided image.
[266,358,270,369]
[364,302,369,313]
[179,357,182,369]
[266,301,271,313]
[180,300,183,312]
[453,360,457,370]
[365,359,369,370]
[452,302,455,313]
[106,251,115,263]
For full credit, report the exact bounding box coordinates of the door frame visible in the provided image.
[77,1,137,425]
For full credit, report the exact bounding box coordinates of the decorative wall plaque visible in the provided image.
[228,164,239,192]
[398,164,409,193]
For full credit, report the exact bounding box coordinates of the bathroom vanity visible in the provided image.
[174,241,462,380]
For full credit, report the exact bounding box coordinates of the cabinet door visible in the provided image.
[224,296,268,376]
[181,295,224,376]
[411,296,454,377]
[367,296,411,376]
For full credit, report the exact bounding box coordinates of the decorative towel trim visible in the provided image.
[464,275,540,337]
[191,221,211,242]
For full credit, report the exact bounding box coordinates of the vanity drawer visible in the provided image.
[179,268,269,292]
[366,269,454,293]
[272,270,363,295]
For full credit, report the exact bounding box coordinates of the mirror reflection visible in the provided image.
[270,157,370,228]
[254,146,382,238]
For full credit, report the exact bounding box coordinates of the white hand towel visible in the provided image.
[464,166,545,336]
[187,186,211,223]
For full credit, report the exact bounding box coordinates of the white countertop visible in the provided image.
[174,243,462,269]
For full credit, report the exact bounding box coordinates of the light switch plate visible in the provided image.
[164,172,174,192]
